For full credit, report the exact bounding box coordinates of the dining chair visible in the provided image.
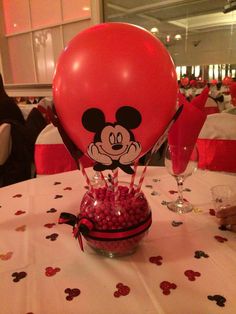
[0,123,12,165]
[203,96,220,115]
[34,123,92,176]
[197,112,236,173]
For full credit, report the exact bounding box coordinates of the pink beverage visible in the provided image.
[79,185,152,257]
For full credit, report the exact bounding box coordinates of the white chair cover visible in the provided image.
[0,123,12,165]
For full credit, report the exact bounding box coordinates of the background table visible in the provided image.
[1,167,236,314]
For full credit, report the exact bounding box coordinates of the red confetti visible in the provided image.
[184,270,201,281]
[45,267,61,277]
[209,208,216,216]
[54,195,63,199]
[160,281,177,295]
[114,283,130,298]
[0,251,13,261]
[13,194,22,198]
[15,225,26,231]
[149,256,163,265]
[15,210,26,215]
[214,235,228,243]
[44,223,56,228]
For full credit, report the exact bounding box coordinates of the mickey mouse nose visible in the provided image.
[112,144,123,150]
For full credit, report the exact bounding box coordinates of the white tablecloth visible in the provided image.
[1,167,236,314]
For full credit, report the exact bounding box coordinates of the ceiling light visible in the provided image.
[150,27,158,34]
[174,34,182,40]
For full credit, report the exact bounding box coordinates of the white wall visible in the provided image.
[169,28,236,66]
[0,0,102,96]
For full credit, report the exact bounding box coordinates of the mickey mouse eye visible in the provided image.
[117,132,123,143]
[109,132,116,145]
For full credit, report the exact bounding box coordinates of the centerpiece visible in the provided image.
[53,22,178,257]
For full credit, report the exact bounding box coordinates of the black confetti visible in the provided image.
[172,221,183,227]
[46,233,59,241]
[208,295,226,307]
[194,250,209,259]
[47,208,57,213]
[12,271,27,282]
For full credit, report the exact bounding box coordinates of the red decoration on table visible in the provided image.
[54,195,63,199]
[214,235,228,243]
[12,194,22,198]
[44,223,56,228]
[0,251,13,261]
[209,208,216,216]
[149,256,163,265]
[14,210,26,215]
[184,270,201,281]
[168,87,209,174]
[45,267,61,277]
[15,225,26,231]
[169,190,177,194]
[76,185,152,255]
[63,187,72,191]
[160,281,177,295]
[114,283,131,297]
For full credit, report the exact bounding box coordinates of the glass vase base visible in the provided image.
[88,243,138,258]
[167,200,193,214]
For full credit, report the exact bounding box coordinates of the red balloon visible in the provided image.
[223,76,233,86]
[210,79,217,85]
[53,23,177,168]
[180,77,189,87]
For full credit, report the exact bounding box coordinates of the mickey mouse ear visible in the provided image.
[116,106,142,129]
[82,108,105,132]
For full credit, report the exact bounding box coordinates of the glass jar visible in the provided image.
[77,184,152,258]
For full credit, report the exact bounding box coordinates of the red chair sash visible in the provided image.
[35,144,78,174]
[197,139,236,172]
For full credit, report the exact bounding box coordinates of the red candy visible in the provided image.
[80,185,150,255]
